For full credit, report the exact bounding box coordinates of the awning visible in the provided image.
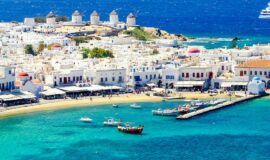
[175,81,204,87]
[40,88,66,96]
[58,86,88,93]
[221,82,248,88]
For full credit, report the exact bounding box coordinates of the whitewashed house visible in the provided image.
[248,77,266,95]
[0,66,16,91]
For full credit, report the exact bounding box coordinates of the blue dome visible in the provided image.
[252,77,260,81]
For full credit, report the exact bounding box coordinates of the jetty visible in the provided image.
[177,94,268,120]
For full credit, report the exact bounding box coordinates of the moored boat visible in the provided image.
[112,104,119,108]
[152,109,179,116]
[80,117,92,123]
[117,124,144,134]
[130,104,142,109]
[104,118,122,126]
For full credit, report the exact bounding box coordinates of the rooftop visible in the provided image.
[72,10,82,16]
[237,59,270,68]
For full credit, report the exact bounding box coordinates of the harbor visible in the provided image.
[177,93,269,120]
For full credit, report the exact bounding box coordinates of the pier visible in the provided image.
[177,94,269,120]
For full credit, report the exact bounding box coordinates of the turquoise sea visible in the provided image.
[1,98,270,160]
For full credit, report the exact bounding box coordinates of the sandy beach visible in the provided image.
[0,91,256,119]
[0,94,163,119]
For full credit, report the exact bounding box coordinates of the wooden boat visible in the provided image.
[104,118,122,126]
[130,104,142,109]
[117,125,144,134]
[152,109,179,116]
[80,117,92,123]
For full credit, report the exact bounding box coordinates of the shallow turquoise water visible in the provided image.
[1,98,270,160]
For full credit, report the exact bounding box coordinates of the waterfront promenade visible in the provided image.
[177,94,269,120]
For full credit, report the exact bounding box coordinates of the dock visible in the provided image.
[176,94,268,120]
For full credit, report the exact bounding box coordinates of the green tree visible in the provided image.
[34,17,46,23]
[37,41,45,53]
[81,48,114,59]
[56,16,69,22]
[24,44,36,56]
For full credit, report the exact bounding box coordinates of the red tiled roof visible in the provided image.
[17,72,29,77]
[237,60,270,68]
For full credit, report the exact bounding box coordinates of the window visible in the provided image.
[260,71,262,75]
[182,73,185,78]
[201,73,204,77]
[80,76,82,81]
[105,77,108,81]
[250,71,252,75]
[153,74,156,79]
[60,78,62,83]
[244,71,247,75]
[264,72,267,76]
[112,77,115,81]
[73,76,75,81]
[240,71,243,76]
[150,75,152,80]
[193,73,195,77]
[101,78,104,82]
[166,75,174,80]
[255,71,257,75]
[197,73,200,78]
[146,75,148,79]
[186,73,189,78]
[119,76,123,82]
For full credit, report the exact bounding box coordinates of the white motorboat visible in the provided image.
[80,117,92,123]
[152,109,179,116]
[130,104,142,109]
[209,99,227,106]
[259,2,270,19]
[103,118,122,126]
[112,104,119,108]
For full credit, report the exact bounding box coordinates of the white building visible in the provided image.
[85,68,126,86]
[128,66,160,87]
[16,72,44,96]
[46,11,56,25]
[110,10,119,26]
[90,10,100,25]
[235,59,270,88]
[248,77,266,95]
[24,18,35,26]
[72,10,83,24]
[126,13,136,26]
[0,66,16,91]
[45,69,84,87]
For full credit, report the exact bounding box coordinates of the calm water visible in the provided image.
[0,0,270,48]
[1,98,270,160]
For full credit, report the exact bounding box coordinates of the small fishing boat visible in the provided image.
[177,104,196,114]
[191,100,209,108]
[209,99,227,106]
[130,104,142,109]
[117,124,144,134]
[112,104,119,108]
[80,117,92,123]
[104,118,122,126]
[152,109,179,116]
